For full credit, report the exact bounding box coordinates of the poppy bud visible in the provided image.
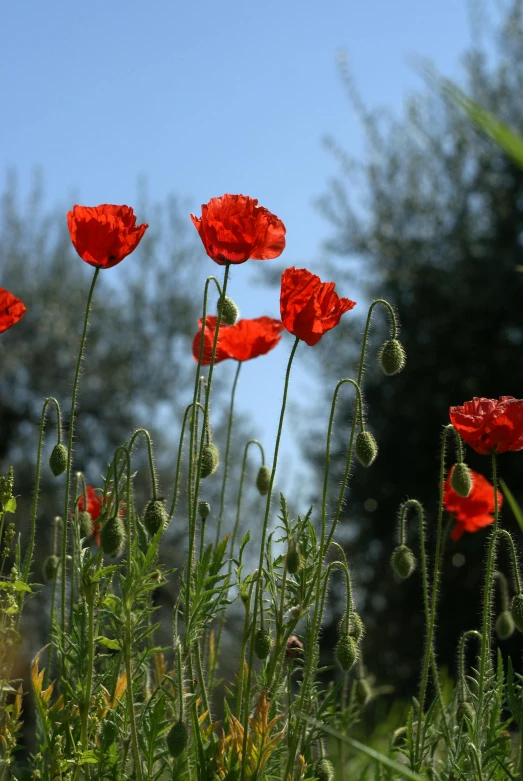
[256,465,271,496]
[49,444,68,477]
[166,720,188,758]
[314,759,335,781]
[143,499,168,537]
[78,511,93,538]
[335,634,357,672]
[496,610,515,641]
[391,545,416,579]
[451,463,472,498]
[217,295,240,325]
[379,339,406,376]
[286,537,303,575]
[285,635,304,660]
[511,593,523,632]
[355,677,372,707]
[43,554,60,583]
[350,611,365,642]
[253,627,274,660]
[198,501,211,518]
[100,516,126,558]
[355,431,378,467]
[100,718,118,748]
[457,700,475,723]
[391,726,407,747]
[200,443,219,479]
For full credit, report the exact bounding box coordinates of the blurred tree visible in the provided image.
[313,0,523,696]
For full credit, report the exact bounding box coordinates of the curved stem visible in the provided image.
[458,630,482,702]
[216,361,242,544]
[127,428,158,501]
[167,402,204,519]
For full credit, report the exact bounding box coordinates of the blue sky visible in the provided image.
[1,0,493,491]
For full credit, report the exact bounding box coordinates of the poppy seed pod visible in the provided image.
[335,634,357,672]
[496,610,515,641]
[355,431,378,467]
[166,720,188,758]
[43,554,60,583]
[256,465,271,496]
[200,443,219,479]
[391,545,416,579]
[314,759,335,781]
[253,627,274,660]
[217,295,240,325]
[143,499,168,537]
[451,463,472,498]
[379,338,406,376]
[100,516,126,558]
[198,501,211,519]
[78,511,93,538]
[511,593,523,632]
[49,443,68,477]
[286,537,302,575]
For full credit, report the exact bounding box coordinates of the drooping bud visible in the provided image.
[198,501,211,519]
[349,611,365,642]
[256,465,271,496]
[379,339,406,376]
[43,554,60,583]
[391,545,416,579]
[253,627,274,660]
[391,726,407,747]
[496,610,515,641]
[355,431,378,467]
[314,759,334,781]
[78,511,93,538]
[143,499,168,537]
[511,593,523,632]
[49,444,68,477]
[217,295,240,325]
[355,677,372,706]
[285,635,304,660]
[286,537,302,575]
[457,700,475,723]
[100,718,119,748]
[451,463,472,498]
[166,720,188,758]
[335,634,357,672]
[200,443,219,479]
[100,516,126,558]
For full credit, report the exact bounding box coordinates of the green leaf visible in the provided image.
[3,497,16,513]
[500,480,523,533]
[12,580,32,592]
[96,636,121,651]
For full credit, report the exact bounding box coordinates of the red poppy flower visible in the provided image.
[443,466,502,541]
[280,267,356,346]
[67,204,148,269]
[192,316,284,364]
[190,194,286,265]
[77,485,125,546]
[0,288,26,333]
[449,396,523,455]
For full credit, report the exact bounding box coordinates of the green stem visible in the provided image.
[168,403,204,519]
[216,361,242,544]
[80,591,96,757]
[127,428,158,501]
[124,606,143,781]
[458,630,482,703]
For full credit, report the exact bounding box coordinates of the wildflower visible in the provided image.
[449,396,523,455]
[192,315,284,365]
[77,485,104,546]
[0,288,26,333]
[67,204,148,269]
[443,467,502,541]
[190,194,286,265]
[280,267,356,346]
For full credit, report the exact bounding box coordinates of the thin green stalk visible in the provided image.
[128,428,158,501]
[61,267,100,635]
[80,591,96,758]
[168,402,204,519]
[235,578,255,717]
[458,630,482,703]
[216,360,242,544]
[124,606,143,781]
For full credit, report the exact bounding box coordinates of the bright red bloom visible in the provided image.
[190,194,286,265]
[77,485,125,547]
[67,204,148,269]
[193,316,284,364]
[449,396,523,455]
[280,267,356,346]
[0,288,26,333]
[443,466,502,541]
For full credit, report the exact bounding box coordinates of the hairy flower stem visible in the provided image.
[79,590,96,763]
[458,630,482,704]
[128,428,158,500]
[124,606,144,781]
[61,267,100,636]
[215,361,242,544]
[240,336,300,781]
[168,403,204,518]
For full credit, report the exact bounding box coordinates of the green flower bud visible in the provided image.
[253,627,274,660]
[391,726,407,747]
[49,444,68,477]
[314,759,335,781]
[355,677,372,707]
[100,718,118,748]
[256,465,271,496]
[43,554,60,583]
[100,516,126,558]
[511,593,523,632]
[200,443,219,479]
[198,501,211,519]
[379,339,406,376]
[78,511,92,538]
[166,720,188,758]
[496,610,515,641]
[143,499,168,537]
[457,701,475,723]
[451,463,472,498]
[350,611,365,642]
[335,634,357,672]
[286,537,302,575]
[391,545,416,579]
[355,430,378,467]
[218,295,240,325]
